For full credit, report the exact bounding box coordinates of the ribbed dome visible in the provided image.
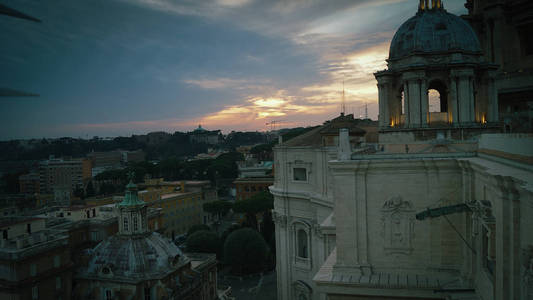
[85,232,187,280]
[389,8,481,60]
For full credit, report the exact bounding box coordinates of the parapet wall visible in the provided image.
[478,133,533,157]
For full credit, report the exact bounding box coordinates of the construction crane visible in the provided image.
[266,120,286,131]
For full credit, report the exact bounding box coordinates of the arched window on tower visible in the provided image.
[297,229,308,258]
[427,80,448,125]
[123,217,129,232]
[133,215,138,231]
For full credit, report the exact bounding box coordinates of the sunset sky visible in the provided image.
[0,0,467,139]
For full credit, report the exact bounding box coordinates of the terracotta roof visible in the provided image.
[282,114,369,147]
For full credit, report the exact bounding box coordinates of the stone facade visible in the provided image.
[272,2,533,300]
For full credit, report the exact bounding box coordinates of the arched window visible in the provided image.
[123,217,129,231]
[427,80,448,113]
[297,229,308,258]
[133,215,138,231]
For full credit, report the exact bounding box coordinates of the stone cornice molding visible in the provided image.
[270,187,333,208]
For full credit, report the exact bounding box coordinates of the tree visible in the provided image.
[233,191,273,230]
[203,200,232,219]
[73,186,85,199]
[223,228,269,274]
[187,224,211,236]
[86,181,95,197]
[186,230,221,256]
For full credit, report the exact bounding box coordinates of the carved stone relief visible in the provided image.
[273,211,287,228]
[380,195,415,255]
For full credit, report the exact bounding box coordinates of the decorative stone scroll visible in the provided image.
[272,211,287,228]
[311,220,324,239]
[380,195,415,255]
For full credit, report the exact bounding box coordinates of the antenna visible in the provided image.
[365,102,368,119]
[341,77,346,115]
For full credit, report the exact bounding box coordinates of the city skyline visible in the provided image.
[0,0,467,139]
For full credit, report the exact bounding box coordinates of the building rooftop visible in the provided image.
[282,114,368,147]
[0,228,69,260]
[80,232,187,283]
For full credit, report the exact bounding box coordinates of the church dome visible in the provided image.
[85,232,187,280]
[389,4,481,60]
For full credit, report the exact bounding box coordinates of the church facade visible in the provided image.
[271,1,533,300]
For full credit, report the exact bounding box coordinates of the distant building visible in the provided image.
[234,160,274,201]
[193,148,227,160]
[121,149,145,163]
[87,151,122,168]
[0,217,73,300]
[137,179,217,238]
[74,180,217,300]
[39,157,91,194]
[234,177,273,201]
[19,172,40,195]
[189,125,223,145]
[465,0,533,133]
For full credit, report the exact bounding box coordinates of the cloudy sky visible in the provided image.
[0,0,467,139]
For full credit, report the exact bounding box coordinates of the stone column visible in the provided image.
[469,76,475,123]
[450,69,475,125]
[403,81,410,127]
[487,70,499,122]
[381,84,390,127]
[375,72,394,128]
[403,71,426,128]
[409,79,421,127]
[449,75,459,125]
[420,78,429,127]
[377,83,391,128]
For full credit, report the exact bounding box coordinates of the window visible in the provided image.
[519,23,533,56]
[144,287,151,300]
[27,223,32,234]
[133,216,139,231]
[92,208,96,217]
[297,229,308,258]
[54,255,60,268]
[293,168,307,181]
[30,264,37,276]
[2,230,7,240]
[32,286,38,300]
[105,290,112,300]
[123,217,129,231]
[56,276,61,290]
[91,231,100,241]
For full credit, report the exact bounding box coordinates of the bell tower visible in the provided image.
[116,172,149,235]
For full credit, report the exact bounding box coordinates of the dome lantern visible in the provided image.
[375,0,499,134]
[116,172,149,235]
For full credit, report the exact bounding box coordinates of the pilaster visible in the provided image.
[486,70,499,122]
[451,69,475,125]
[403,71,426,128]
